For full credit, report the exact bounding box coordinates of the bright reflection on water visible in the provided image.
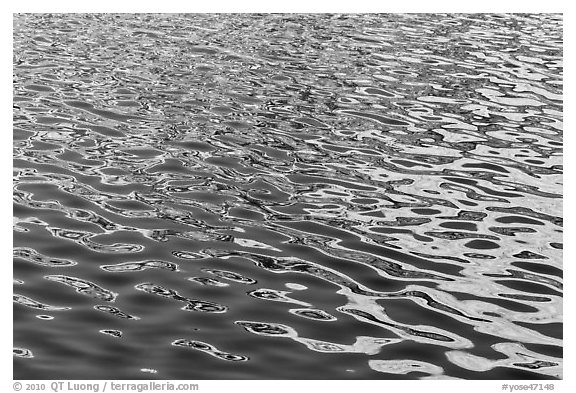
[13,13,562,379]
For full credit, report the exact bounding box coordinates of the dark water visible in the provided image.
[13,13,563,380]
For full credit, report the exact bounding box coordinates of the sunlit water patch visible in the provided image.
[14,13,562,380]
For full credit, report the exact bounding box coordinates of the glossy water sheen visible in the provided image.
[13,14,562,380]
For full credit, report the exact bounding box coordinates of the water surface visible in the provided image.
[13,13,563,379]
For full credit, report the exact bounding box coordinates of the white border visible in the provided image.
[5,0,571,13]
[4,3,571,391]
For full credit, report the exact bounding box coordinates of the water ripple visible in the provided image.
[14,13,562,379]
[45,275,118,302]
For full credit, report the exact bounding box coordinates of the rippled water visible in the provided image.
[13,13,563,380]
